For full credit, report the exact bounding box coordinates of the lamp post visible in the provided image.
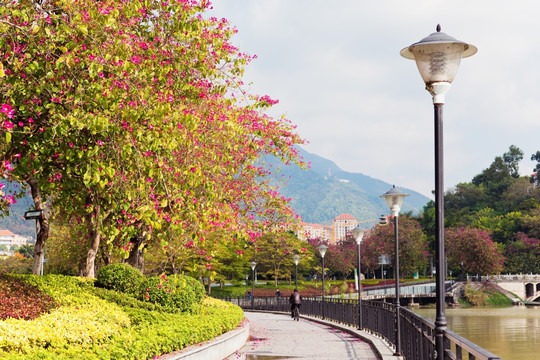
[250,261,256,309]
[293,254,300,289]
[381,185,408,356]
[401,25,477,360]
[245,274,249,294]
[317,244,328,319]
[351,226,365,329]
[23,209,44,275]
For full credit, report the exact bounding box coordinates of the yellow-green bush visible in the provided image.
[0,275,244,359]
[0,299,130,353]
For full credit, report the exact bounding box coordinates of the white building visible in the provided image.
[0,229,30,249]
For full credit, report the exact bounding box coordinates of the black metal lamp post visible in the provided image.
[23,209,44,275]
[293,254,300,289]
[250,261,256,309]
[351,226,365,329]
[381,185,408,356]
[401,25,477,360]
[317,244,328,319]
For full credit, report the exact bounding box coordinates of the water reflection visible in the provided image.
[412,306,540,360]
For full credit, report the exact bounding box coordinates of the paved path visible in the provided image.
[225,312,381,360]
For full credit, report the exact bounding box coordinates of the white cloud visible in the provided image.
[209,0,540,197]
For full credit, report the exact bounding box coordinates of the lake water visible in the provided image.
[412,306,540,360]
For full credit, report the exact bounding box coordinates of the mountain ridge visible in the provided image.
[269,147,430,226]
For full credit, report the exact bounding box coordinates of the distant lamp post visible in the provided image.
[381,185,409,356]
[250,261,257,309]
[351,226,365,329]
[401,24,476,360]
[245,274,249,294]
[23,209,44,275]
[293,254,300,289]
[317,244,328,319]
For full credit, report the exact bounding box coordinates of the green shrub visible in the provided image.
[139,274,204,312]
[96,263,143,295]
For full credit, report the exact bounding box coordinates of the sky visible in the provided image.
[208,1,540,198]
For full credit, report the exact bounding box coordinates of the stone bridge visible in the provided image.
[484,274,540,302]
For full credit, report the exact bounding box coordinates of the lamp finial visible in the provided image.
[436,24,441,32]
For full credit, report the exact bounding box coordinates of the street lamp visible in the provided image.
[293,254,300,290]
[250,261,256,309]
[381,185,408,356]
[401,24,477,360]
[317,244,328,319]
[245,274,249,294]
[351,226,365,329]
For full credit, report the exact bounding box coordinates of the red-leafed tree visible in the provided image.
[324,235,357,280]
[362,216,428,278]
[445,226,504,275]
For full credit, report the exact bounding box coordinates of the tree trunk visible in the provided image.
[27,179,49,275]
[85,227,100,278]
[84,204,102,278]
[126,236,144,270]
[207,278,212,295]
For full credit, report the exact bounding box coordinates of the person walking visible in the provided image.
[289,288,302,318]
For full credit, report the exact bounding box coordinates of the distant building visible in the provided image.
[331,214,358,244]
[0,230,30,249]
[296,222,331,242]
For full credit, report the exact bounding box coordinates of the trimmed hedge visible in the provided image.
[139,274,204,312]
[0,275,244,359]
[96,263,144,296]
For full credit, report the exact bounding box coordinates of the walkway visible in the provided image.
[225,311,384,360]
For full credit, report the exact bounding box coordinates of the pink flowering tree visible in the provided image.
[445,226,504,275]
[0,0,305,277]
[324,235,357,280]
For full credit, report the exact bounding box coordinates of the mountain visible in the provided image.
[267,147,431,226]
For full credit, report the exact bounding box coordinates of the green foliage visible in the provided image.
[503,232,540,273]
[96,263,143,296]
[463,282,512,306]
[139,274,204,312]
[17,245,34,259]
[0,275,243,359]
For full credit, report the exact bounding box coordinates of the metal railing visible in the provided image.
[217,296,502,360]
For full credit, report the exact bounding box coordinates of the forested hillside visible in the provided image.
[268,147,430,225]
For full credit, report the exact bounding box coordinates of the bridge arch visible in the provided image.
[526,283,535,298]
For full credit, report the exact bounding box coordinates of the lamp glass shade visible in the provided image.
[381,185,409,215]
[351,226,365,245]
[400,25,477,85]
[293,254,300,265]
[250,261,257,270]
[408,43,465,84]
[317,244,328,258]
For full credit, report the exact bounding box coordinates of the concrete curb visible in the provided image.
[157,319,250,360]
[245,310,400,360]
